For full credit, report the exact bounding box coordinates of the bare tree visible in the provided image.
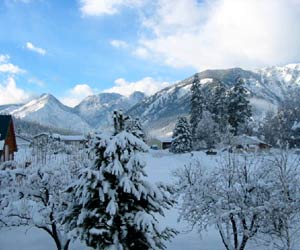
[259,149,300,250]
[175,154,271,250]
[0,145,85,250]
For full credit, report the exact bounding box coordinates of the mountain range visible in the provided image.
[0,91,145,133]
[1,64,300,136]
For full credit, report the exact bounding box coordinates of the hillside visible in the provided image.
[1,64,300,136]
[127,64,300,136]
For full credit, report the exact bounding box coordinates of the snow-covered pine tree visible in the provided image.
[170,117,192,153]
[62,112,176,250]
[125,117,145,142]
[113,109,129,134]
[190,74,205,146]
[227,78,252,135]
[210,81,228,129]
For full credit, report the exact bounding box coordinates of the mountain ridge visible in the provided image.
[1,64,300,135]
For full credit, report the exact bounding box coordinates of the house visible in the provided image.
[231,135,271,152]
[32,133,86,152]
[58,135,87,148]
[16,135,32,148]
[0,115,18,162]
[148,137,172,150]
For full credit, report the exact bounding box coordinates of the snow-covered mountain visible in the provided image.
[127,64,300,136]
[1,92,145,134]
[8,94,91,133]
[74,91,145,129]
[0,104,23,114]
[2,64,300,136]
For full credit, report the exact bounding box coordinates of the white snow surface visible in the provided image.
[10,94,91,132]
[0,149,266,250]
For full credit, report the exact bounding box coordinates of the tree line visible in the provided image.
[171,74,252,153]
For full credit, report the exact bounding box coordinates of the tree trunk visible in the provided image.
[238,236,248,250]
[63,240,71,250]
[230,214,238,249]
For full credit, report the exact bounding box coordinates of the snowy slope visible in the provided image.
[0,104,23,114]
[10,94,91,132]
[74,91,145,129]
[2,64,300,135]
[128,64,300,135]
[0,149,263,250]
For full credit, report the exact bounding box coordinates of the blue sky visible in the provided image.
[0,0,299,106]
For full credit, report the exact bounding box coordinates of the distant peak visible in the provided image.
[40,93,54,99]
[37,93,62,106]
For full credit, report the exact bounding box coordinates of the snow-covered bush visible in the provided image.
[0,149,85,250]
[195,110,219,149]
[62,131,176,250]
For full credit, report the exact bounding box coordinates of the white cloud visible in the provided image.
[61,84,94,107]
[0,63,25,74]
[0,54,25,74]
[79,0,142,16]
[26,42,46,55]
[104,77,171,96]
[110,39,128,48]
[0,55,10,63]
[28,77,45,87]
[133,47,150,59]
[137,0,300,70]
[0,77,31,105]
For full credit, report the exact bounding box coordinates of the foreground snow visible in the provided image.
[1,149,265,249]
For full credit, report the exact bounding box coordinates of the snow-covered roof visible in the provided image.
[232,135,267,146]
[34,132,51,138]
[59,135,86,141]
[16,135,32,145]
[0,140,4,149]
[33,133,85,141]
[153,137,172,143]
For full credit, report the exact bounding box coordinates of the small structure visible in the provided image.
[148,137,172,150]
[0,115,18,162]
[16,135,32,148]
[32,133,86,151]
[58,135,86,148]
[231,135,271,152]
[206,149,217,155]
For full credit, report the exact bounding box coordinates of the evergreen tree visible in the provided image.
[170,117,192,153]
[260,88,300,147]
[62,113,176,250]
[190,74,205,144]
[227,78,252,135]
[113,109,129,134]
[125,117,145,141]
[209,80,228,129]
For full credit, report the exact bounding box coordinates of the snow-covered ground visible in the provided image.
[0,149,265,250]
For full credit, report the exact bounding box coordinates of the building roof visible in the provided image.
[232,135,267,146]
[16,135,32,145]
[153,137,173,143]
[33,132,85,142]
[59,135,86,141]
[0,115,12,141]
